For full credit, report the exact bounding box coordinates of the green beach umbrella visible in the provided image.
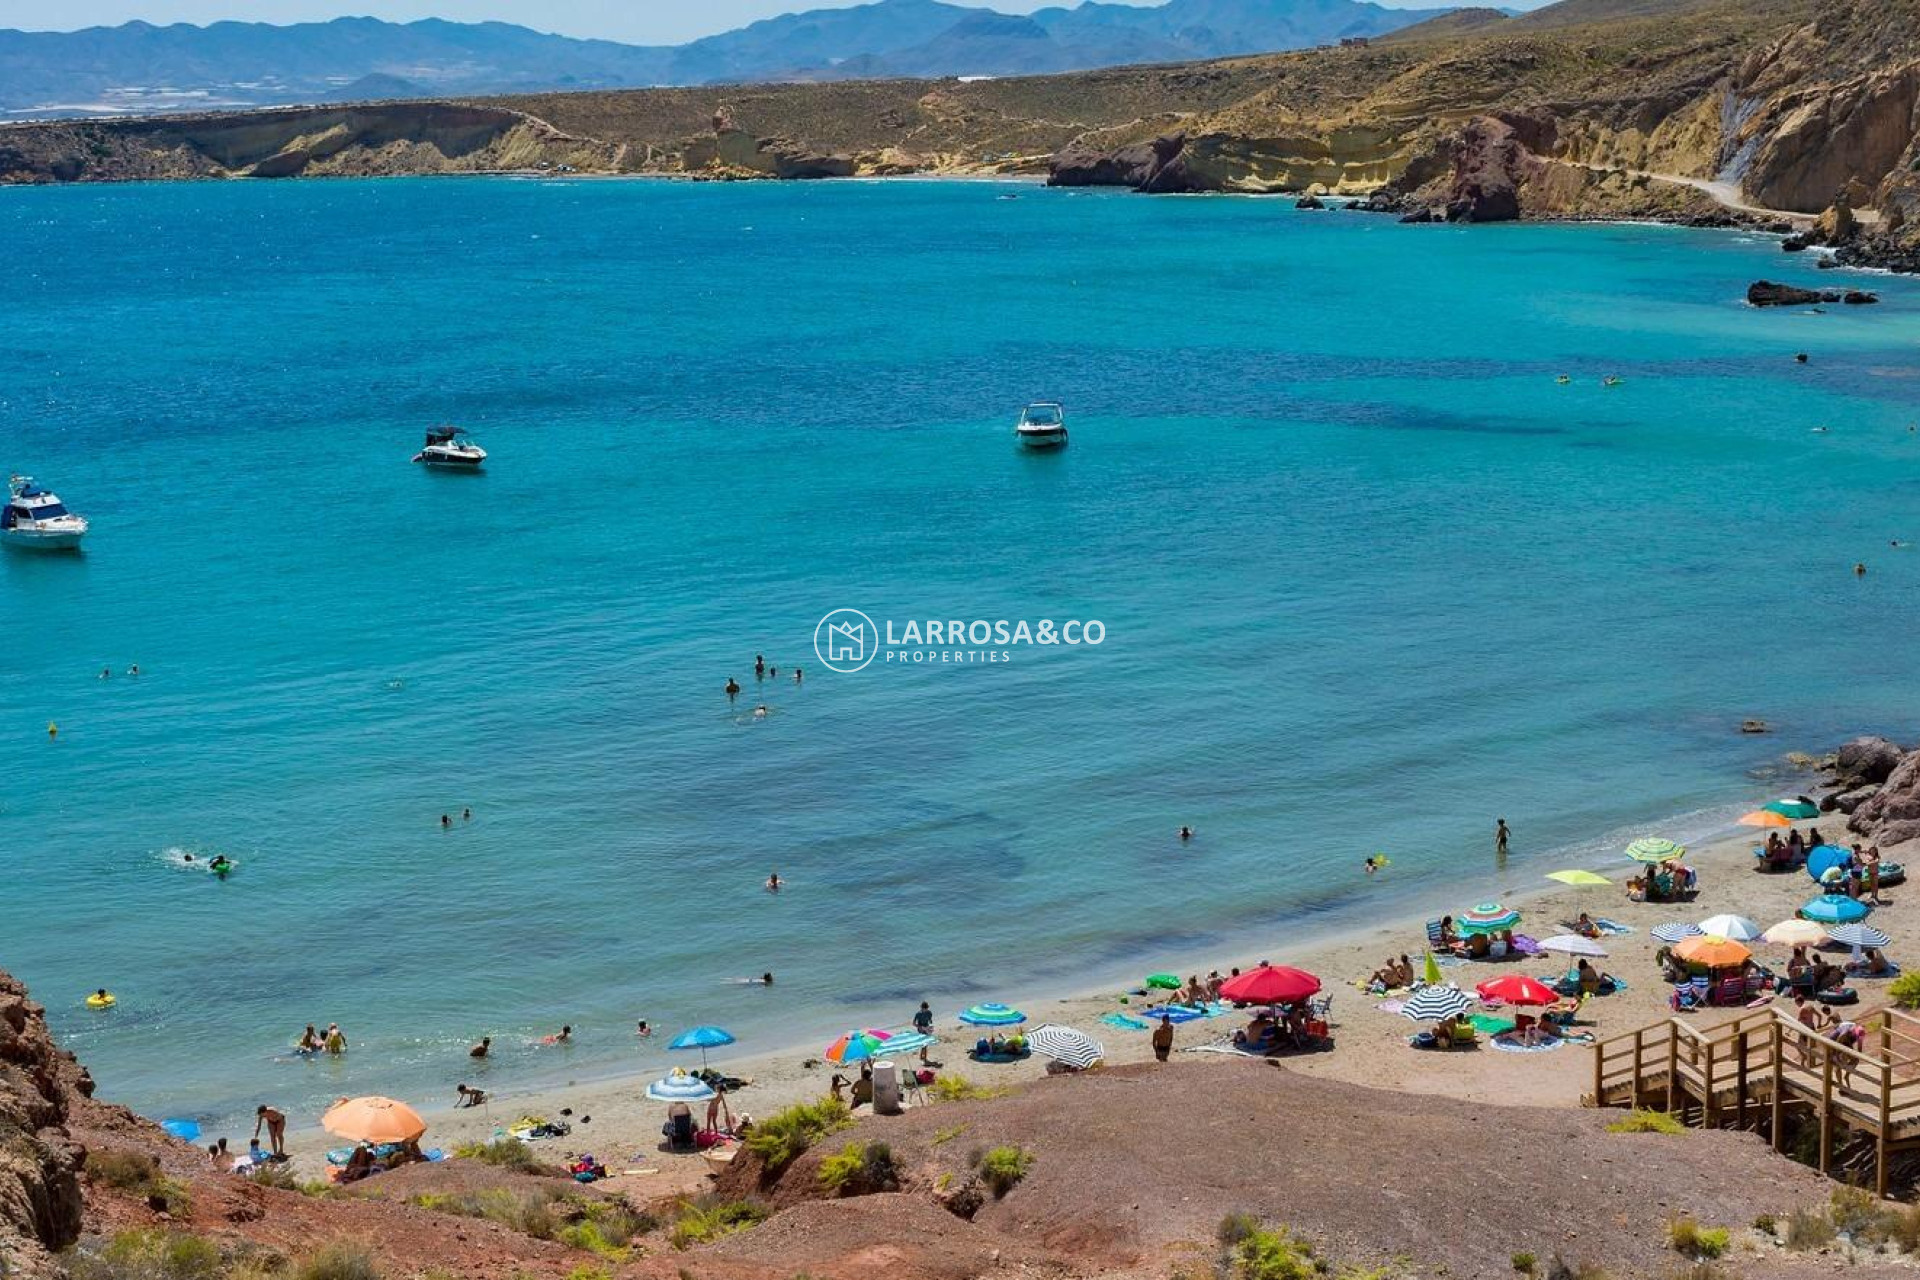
[1626,837,1686,864]
[1422,951,1443,986]
[1546,869,1611,887]
[1145,974,1181,991]
[1457,901,1521,935]
[1766,798,1821,820]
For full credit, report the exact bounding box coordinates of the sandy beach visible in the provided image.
[280,805,1890,1183]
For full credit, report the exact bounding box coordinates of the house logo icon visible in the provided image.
[814,609,879,673]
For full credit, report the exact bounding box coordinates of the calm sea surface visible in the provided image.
[5,176,1920,1127]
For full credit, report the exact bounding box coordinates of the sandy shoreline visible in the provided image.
[280,796,1885,1178]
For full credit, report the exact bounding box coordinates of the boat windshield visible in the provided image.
[13,502,66,519]
[1021,406,1063,426]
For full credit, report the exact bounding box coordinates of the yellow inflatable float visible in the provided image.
[86,989,115,1009]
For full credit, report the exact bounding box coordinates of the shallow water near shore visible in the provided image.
[5,176,1920,1129]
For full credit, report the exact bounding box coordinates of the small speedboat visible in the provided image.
[1015,402,1068,450]
[413,426,487,470]
[2,475,88,550]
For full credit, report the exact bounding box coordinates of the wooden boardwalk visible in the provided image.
[1592,1005,1920,1195]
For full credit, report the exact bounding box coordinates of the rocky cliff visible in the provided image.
[0,973,88,1278]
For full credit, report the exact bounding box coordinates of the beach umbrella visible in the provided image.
[1766,798,1821,820]
[1626,837,1686,864]
[667,1024,736,1068]
[1145,974,1182,991]
[321,1096,427,1146]
[1546,870,1612,887]
[957,1003,1026,1026]
[160,1118,201,1142]
[1456,902,1521,935]
[1827,924,1891,950]
[1651,921,1704,945]
[644,1068,716,1103]
[1026,1024,1104,1069]
[1475,975,1557,1007]
[1219,964,1321,1005]
[1673,935,1752,968]
[1400,986,1473,1022]
[824,1029,893,1065]
[1763,919,1828,946]
[873,1030,938,1057]
[1739,810,1794,829]
[1422,951,1443,986]
[1696,914,1763,942]
[1540,935,1608,957]
[1806,845,1852,883]
[1802,894,1870,925]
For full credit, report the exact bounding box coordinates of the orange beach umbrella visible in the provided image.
[1739,810,1793,829]
[1673,934,1752,968]
[321,1095,427,1145]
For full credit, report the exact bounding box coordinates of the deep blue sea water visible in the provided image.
[5,175,1920,1128]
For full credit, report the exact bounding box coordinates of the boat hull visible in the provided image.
[2,528,85,550]
[416,452,486,470]
[1016,429,1068,450]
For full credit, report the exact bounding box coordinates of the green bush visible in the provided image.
[816,1141,899,1196]
[86,1152,193,1215]
[406,1187,569,1239]
[74,1229,225,1280]
[1604,1110,1686,1136]
[975,1145,1032,1197]
[294,1246,379,1280]
[667,1196,771,1250]
[1665,1217,1727,1260]
[1751,1214,1776,1235]
[452,1139,548,1173]
[1511,1252,1537,1274]
[1224,1224,1318,1280]
[556,1198,655,1259]
[1887,971,1920,1010]
[929,1076,1007,1103]
[566,1267,611,1280]
[930,1124,966,1146]
[743,1098,852,1168]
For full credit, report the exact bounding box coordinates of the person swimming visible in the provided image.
[635,1019,651,1038]
[1856,562,1868,576]
[462,808,471,821]
[725,678,740,699]
[209,855,232,875]
[765,871,781,892]
[47,722,56,740]
[1812,426,1831,434]
[752,704,769,719]
[542,1025,572,1045]
[99,666,110,679]
[1178,826,1192,841]
[1363,855,1388,874]
[440,813,452,828]
[762,972,774,985]
[793,668,803,683]
[127,664,139,677]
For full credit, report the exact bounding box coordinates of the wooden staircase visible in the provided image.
[1591,1005,1920,1195]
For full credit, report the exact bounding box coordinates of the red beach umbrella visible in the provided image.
[1219,964,1321,1005]
[1475,975,1557,1007]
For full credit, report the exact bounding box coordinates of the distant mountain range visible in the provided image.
[0,0,1464,118]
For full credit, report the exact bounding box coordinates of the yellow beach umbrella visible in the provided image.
[1422,951,1443,986]
[1739,810,1793,829]
[321,1096,427,1146]
[1546,870,1612,887]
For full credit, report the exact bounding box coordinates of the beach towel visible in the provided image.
[1182,1042,1272,1060]
[1469,1014,1516,1036]
[1137,1003,1212,1024]
[1100,1012,1149,1031]
[1490,1033,1565,1053]
[1376,1000,1407,1015]
[1846,963,1901,979]
[1593,919,1634,936]
[1509,934,1546,957]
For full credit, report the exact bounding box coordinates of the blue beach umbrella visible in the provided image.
[1806,846,1852,884]
[957,1003,1026,1026]
[160,1118,202,1142]
[667,1024,736,1068]
[1801,894,1870,925]
[645,1068,716,1103]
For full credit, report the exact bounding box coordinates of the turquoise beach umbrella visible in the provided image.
[1800,894,1870,925]
[667,1024,735,1068]
[957,1002,1026,1026]
[1457,902,1521,935]
[1767,799,1821,820]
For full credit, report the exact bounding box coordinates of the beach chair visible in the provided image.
[1711,974,1746,1006]
[1425,920,1446,949]
[664,1111,696,1153]
[1670,978,1709,1012]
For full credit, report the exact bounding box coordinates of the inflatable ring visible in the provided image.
[86,993,115,1009]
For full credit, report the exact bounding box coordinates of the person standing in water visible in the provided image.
[754,654,765,678]
[470,1036,491,1058]
[1495,819,1510,859]
[296,1025,321,1053]
[440,814,452,829]
[1178,826,1193,842]
[324,1023,347,1055]
[765,870,781,893]
[725,678,740,701]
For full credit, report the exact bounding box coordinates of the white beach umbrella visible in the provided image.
[1540,934,1608,958]
[1763,919,1828,947]
[1696,914,1764,942]
[645,1068,716,1103]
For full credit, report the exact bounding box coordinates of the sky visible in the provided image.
[0,0,1493,46]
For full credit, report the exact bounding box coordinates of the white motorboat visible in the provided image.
[1015,402,1068,450]
[2,476,88,550]
[413,426,487,470]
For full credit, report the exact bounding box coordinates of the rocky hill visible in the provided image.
[5,0,1920,268]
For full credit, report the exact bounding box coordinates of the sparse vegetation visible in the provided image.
[451,1138,548,1172]
[816,1140,899,1196]
[1665,1217,1727,1260]
[85,1151,193,1216]
[1751,1214,1776,1235]
[974,1145,1033,1197]
[1887,970,1920,1010]
[930,1075,1008,1103]
[743,1097,852,1168]
[556,1197,657,1259]
[248,1164,338,1198]
[667,1196,771,1250]
[1605,1110,1686,1136]
[408,1187,569,1238]
[71,1233,376,1280]
[1783,1207,1837,1251]
[1511,1251,1537,1274]
[294,1246,380,1280]
[930,1124,966,1146]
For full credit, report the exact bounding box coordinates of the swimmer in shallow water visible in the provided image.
[440,813,452,828]
[754,653,765,677]
[635,1019,651,1038]
[725,678,740,700]
[99,666,110,679]
[762,972,774,986]
[752,705,769,719]
[209,855,232,875]
[296,1024,321,1053]
[541,1025,572,1045]
[1856,562,1868,576]
[765,870,781,893]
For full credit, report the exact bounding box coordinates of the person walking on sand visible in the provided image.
[470,1036,491,1058]
[912,1000,935,1063]
[1151,1014,1174,1062]
[254,1105,287,1158]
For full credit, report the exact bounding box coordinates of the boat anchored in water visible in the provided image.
[2,475,89,550]
[413,426,487,470]
[1015,402,1068,450]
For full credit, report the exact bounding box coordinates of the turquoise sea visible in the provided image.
[5,176,1920,1129]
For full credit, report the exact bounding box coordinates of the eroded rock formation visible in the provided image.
[0,972,88,1278]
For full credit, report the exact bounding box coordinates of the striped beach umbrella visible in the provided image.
[1801,894,1870,925]
[645,1068,716,1103]
[1651,921,1704,944]
[1696,914,1763,942]
[874,1030,938,1057]
[1025,1024,1104,1069]
[957,1002,1026,1026]
[1627,837,1686,864]
[824,1029,892,1065]
[1399,986,1472,1022]
[1766,798,1821,820]
[1827,924,1891,950]
[1457,902,1521,935]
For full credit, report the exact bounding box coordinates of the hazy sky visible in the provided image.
[0,0,1490,46]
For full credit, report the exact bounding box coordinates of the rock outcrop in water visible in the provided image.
[0,972,88,1277]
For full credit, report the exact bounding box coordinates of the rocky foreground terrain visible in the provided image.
[6,0,1920,266]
